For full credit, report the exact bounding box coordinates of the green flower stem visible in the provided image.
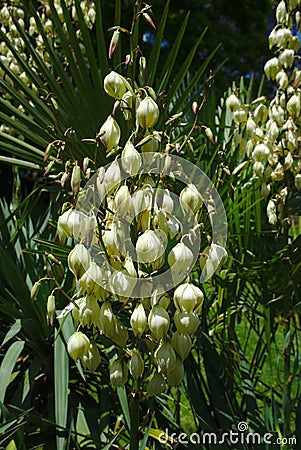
[130,391,140,450]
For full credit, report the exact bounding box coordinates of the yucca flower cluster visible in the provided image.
[225,0,301,225]
[0,0,96,133]
[58,70,227,394]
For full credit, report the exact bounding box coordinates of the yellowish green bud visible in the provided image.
[130,348,144,379]
[172,331,192,360]
[68,243,91,279]
[30,281,40,301]
[295,174,301,190]
[81,341,101,372]
[71,165,81,196]
[154,341,176,376]
[78,295,101,328]
[180,184,203,214]
[173,283,204,313]
[131,303,147,337]
[67,331,90,360]
[166,357,184,387]
[110,358,128,387]
[146,372,166,396]
[98,115,120,152]
[225,94,240,112]
[47,294,56,326]
[264,57,281,79]
[136,96,159,130]
[148,305,170,341]
[174,310,200,335]
[121,141,141,176]
[98,301,115,336]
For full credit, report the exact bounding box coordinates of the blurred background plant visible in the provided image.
[0,1,300,450]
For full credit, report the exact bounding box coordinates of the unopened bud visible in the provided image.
[47,294,56,326]
[30,281,40,301]
[295,173,301,190]
[136,96,159,130]
[68,243,91,279]
[174,310,200,334]
[104,70,129,99]
[287,93,301,117]
[166,357,184,386]
[264,57,281,79]
[180,184,203,214]
[130,303,147,337]
[71,165,81,196]
[148,304,170,341]
[172,331,192,360]
[130,348,144,379]
[81,341,101,372]
[67,331,90,360]
[110,358,128,387]
[173,283,204,313]
[121,141,141,176]
[226,94,240,112]
[146,372,166,396]
[154,340,176,376]
[98,115,121,152]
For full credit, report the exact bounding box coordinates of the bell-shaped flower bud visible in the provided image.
[254,104,268,124]
[166,357,184,387]
[180,184,203,214]
[103,159,121,194]
[279,49,295,68]
[110,358,128,387]
[295,173,301,190]
[287,93,301,118]
[146,372,166,396]
[154,340,176,376]
[98,301,115,336]
[121,141,141,176]
[276,0,287,23]
[130,303,147,337]
[168,242,194,279]
[233,108,248,124]
[110,269,136,298]
[121,90,134,120]
[136,96,159,130]
[98,115,120,152]
[225,94,240,112]
[174,310,200,335]
[253,161,265,177]
[136,229,166,265]
[141,131,160,153]
[70,165,81,196]
[113,185,132,218]
[79,261,103,295]
[68,243,91,279]
[148,304,170,341]
[172,331,192,360]
[78,295,101,328]
[130,348,144,379]
[67,331,90,360]
[58,209,85,239]
[81,341,101,372]
[264,57,282,80]
[173,283,204,313]
[276,70,289,90]
[252,143,270,162]
[110,317,129,348]
[104,71,129,99]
